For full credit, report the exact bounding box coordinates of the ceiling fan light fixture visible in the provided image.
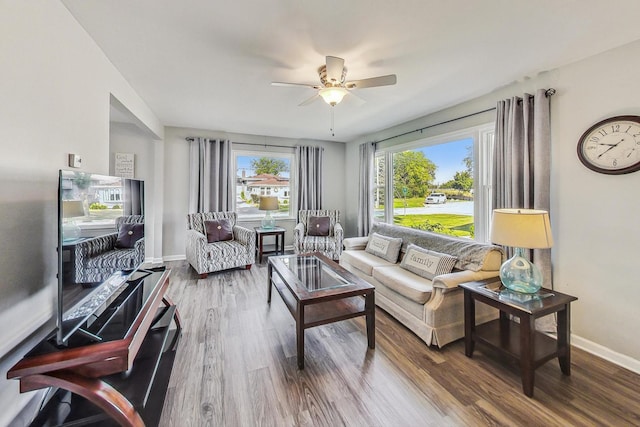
[319,87,348,106]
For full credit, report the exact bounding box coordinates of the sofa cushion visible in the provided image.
[400,244,457,280]
[365,233,402,263]
[340,250,397,276]
[307,216,330,236]
[369,222,504,271]
[372,265,433,304]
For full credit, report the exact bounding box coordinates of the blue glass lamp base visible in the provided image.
[499,247,542,294]
[261,212,275,229]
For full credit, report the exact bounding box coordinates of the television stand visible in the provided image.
[7,269,181,427]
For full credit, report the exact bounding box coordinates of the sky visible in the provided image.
[416,137,472,184]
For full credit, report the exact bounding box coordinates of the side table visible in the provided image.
[255,226,286,263]
[460,279,577,397]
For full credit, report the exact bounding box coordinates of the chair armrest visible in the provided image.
[232,225,254,246]
[75,233,117,258]
[333,222,344,240]
[294,222,305,237]
[186,229,207,250]
[432,270,500,290]
[343,236,369,251]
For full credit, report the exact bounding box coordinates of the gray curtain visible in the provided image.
[188,137,233,213]
[492,88,552,288]
[357,142,376,236]
[295,146,323,211]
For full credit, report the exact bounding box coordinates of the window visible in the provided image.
[375,124,494,242]
[234,151,294,219]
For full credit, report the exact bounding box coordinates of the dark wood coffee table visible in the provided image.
[460,279,577,397]
[267,252,375,369]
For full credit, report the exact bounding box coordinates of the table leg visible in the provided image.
[267,262,273,303]
[557,304,571,375]
[365,292,375,349]
[258,234,264,263]
[296,302,305,369]
[520,314,535,397]
[463,290,475,357]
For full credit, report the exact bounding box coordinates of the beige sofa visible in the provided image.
[340,223,504,347]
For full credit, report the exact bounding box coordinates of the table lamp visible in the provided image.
[259,196,279,229]
[490,208,553,294]
[62,200,85,240]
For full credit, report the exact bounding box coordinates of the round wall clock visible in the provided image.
[577,115,640,175]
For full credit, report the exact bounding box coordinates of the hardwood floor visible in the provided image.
[159,259,640,427]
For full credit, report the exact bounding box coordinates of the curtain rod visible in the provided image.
[376,88,556,144]
[185,137,294,150]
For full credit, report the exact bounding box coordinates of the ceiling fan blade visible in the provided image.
[272,81,321,89]
[298,94,320,106]
[345,74,397,89]
[346,90,366,106]
[325,56,345,84]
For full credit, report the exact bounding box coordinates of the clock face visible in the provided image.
[577,115,640,174]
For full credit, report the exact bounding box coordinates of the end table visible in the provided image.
[460,279,577,397]
[255,226,286,263]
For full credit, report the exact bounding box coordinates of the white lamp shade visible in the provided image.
[319,87,348,106]
[490,209,553,249]
[259,196,279,211]
[63,200,85,218]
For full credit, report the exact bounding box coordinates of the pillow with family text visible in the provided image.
[365,233,403,263]
[399,244,457,280]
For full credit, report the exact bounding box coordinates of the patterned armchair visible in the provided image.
[293,210,344,260]
[74,215,145,284]
[185,211,256,278]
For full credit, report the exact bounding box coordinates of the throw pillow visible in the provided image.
[307,216,330,236]
[115,223,144,249]
[365,233,403,263]
[204,219,234,243]
[400,244,457,280]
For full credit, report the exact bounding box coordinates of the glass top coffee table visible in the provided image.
[267,252,375,369]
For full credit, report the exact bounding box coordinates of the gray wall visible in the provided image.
[0,3,162,424]
[162,127,346,259]
[345,40,640,372]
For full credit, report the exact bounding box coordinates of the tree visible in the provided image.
[251,157,288,176]
[463,145,473,173]
[452,170,473,191]
[393,151,436,198]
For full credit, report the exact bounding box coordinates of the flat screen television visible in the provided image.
[57,170,145,345]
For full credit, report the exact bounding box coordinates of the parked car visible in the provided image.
[424,192,447,204]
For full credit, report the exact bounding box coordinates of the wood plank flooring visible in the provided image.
[159,259,640,427]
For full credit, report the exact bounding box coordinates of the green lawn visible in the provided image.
[394,214,474,238]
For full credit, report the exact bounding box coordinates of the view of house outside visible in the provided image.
[235,154,292,218]
[378,138,475,238]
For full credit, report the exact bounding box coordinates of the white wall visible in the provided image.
[0,2,162,425]
[162,127,346,259]
[345,40,640,372]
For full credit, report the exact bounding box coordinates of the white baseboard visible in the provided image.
[572,334,640,375]
[163,254,186,262]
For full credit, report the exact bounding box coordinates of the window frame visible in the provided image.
[233,149,296,221]
[374,123,494,242]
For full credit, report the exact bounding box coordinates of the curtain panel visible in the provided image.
[295,145,323,212]
[357,141,376,236]
[188,137,233,213]
[492,88,552,288]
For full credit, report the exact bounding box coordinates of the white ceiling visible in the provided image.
[63,0,640,143]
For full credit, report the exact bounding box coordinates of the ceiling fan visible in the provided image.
[272,56,397,107]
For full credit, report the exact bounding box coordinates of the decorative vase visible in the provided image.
[499,247,542,294]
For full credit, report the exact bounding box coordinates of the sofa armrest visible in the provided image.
[75,233,117,258]
[432,269,500,290]
[343,236,369,251]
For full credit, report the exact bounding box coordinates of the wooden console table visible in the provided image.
[460,279,577,397]
[255,226,285,263]
[8,269,181,426]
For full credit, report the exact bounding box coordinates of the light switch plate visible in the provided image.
[68,154,82,168]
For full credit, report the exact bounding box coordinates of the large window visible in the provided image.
[234,151,295,219]
[375,124,494,242]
